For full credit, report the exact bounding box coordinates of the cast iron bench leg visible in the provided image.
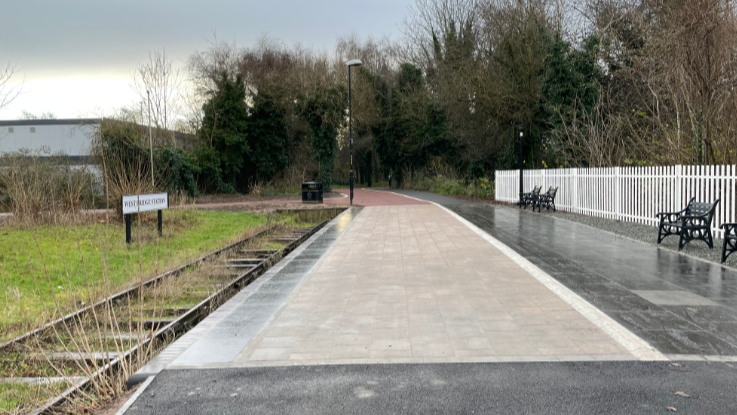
[723,239,730,263]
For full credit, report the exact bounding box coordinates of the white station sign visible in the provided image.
[122,192,169,215]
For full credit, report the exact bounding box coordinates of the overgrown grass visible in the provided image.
[0,382,70,414]
[0,209,267,342]
[1,213,319,414]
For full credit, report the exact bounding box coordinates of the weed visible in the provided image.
[0,149,98,224]
[0,209,266,343]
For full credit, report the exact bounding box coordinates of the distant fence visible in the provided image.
[495,165,737,238]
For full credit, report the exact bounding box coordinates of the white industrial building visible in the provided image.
[0,118,100,162]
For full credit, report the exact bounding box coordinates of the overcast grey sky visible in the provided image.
[0,0,412,119]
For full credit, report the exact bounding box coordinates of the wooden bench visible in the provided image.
[721,223,737,263]
[535,186,558,212]
[656,197,720,251]
[518,185,541,210]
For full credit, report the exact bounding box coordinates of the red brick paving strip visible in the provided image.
[325,188,428,206]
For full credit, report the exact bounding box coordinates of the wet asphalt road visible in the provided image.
[391,190,737,357]
[127,362,737,415]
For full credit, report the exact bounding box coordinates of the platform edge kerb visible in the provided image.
[217,206,366,361]
[129,207,363,382]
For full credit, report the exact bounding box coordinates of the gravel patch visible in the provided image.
[529,207,737,269]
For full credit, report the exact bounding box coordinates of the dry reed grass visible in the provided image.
[0,149,98,226]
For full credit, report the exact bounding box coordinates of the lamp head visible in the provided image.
[516,123,525,137]
[347,59,363,67]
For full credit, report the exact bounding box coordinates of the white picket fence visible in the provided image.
[495,165,737,238]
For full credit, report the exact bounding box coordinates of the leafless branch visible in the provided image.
[0,58,23,110]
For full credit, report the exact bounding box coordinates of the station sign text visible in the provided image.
[122,193,169,215]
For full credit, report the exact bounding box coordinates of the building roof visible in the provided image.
[0,118,100,126]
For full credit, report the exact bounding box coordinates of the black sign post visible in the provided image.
[125,214,132,244]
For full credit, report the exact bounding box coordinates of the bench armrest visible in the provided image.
[656,212,685,224]
[721,223,737,233]
[655,208,687,218]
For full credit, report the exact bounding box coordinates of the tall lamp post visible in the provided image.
[517,124,525,204]
[347,59,363,206]
[147,90,155,188]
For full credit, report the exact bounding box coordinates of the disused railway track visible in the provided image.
[0,215,335,415]
[0,228,275,353]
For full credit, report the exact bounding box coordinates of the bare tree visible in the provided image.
[657,0,737,165]
[0,55,22,110]
[172,85,205,134]
[187,37,242,98]
[335,34,401,76]
[584,0,737,165]
[19,110,56,120]
[132,49,182,138]
[401,0,481,66]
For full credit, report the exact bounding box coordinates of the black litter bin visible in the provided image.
[302,182,323,204]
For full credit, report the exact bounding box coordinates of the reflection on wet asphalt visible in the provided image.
[447,203,737,356]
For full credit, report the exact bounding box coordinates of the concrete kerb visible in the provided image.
[391,191,668,362]
[114,376,155,415]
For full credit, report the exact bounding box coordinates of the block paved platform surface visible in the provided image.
[168,203,632,370]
